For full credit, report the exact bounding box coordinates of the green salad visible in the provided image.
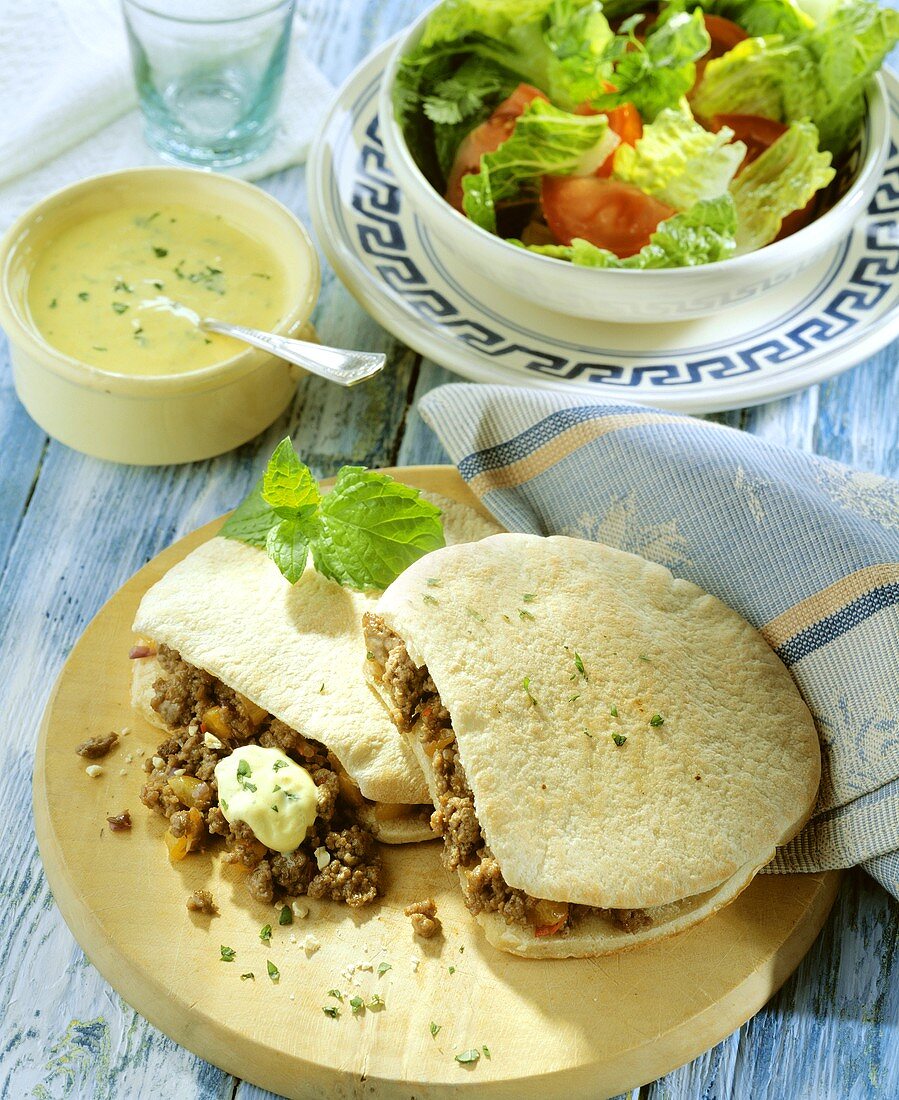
[395,0,898,268]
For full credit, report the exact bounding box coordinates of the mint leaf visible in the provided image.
[262,437,322,520]
[311,467,445,590]
[220,479,276,549]
[266,519,309,584]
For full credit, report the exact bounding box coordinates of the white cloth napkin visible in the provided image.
[0,0,332,230]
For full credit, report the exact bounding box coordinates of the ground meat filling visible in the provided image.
[140,645,380,908]
[364,615,650,938]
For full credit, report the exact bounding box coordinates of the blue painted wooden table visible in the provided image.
[1,2,897,1096]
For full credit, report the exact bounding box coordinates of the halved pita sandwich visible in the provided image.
[132,493,501,845]
[363,533,821,957]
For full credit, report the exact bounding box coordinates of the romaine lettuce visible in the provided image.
[517,194,738,268]
[660,0,813,39]
[730,120,834,251]
[461,99,616,232]
[691,0,899,157]
[613,108,746,208]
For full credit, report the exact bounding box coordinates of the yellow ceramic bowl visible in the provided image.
[0,168,320,465]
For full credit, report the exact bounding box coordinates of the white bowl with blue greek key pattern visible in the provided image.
[376,7,890,324]
[307,42,899,413]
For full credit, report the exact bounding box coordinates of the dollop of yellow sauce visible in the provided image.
[214,744,318,854]
[27,204,288,375]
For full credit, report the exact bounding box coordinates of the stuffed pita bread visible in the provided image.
[363,533,820,957]
[132,493,500,845]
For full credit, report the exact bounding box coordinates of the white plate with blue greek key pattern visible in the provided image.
[309,43,899,414]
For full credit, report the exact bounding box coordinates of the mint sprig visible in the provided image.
[220,438,445,590]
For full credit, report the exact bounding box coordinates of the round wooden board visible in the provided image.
[33,464,840,1100]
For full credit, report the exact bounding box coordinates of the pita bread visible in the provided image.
[367,532,820,912]
[131,493,501,808]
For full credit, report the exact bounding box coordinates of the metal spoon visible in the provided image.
[201,317,385,387]
[145,297,385,387]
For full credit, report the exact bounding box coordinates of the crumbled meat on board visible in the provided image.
[106,810,132,831]
[404,898,442,938]
[186,889,218,915]
[139,646,381,908]
[363,617,652,939]
[76,732,119,759]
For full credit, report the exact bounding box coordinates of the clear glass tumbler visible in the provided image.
[122,0,296,169]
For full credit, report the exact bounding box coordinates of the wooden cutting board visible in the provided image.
[33,465,839,1100]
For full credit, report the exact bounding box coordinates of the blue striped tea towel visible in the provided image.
[418,384,899,899]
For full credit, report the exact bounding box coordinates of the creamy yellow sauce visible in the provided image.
[215,745,318,854]
[27,203,287,375]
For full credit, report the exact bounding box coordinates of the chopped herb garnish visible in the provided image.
[518,608,534,621]
[522,593,536,602]
[574,652,587,680]
[328,989,343,1000]
[583,729,594,740]
[426,577,441,587]
[272,759,288,771]
[522,676,536,706]
[366,650,375,660]
[78,292,90,301]
[237,758,257,792]
[639,654,651,662]
[423,593,439,605]
[377,961,392,976]
[612,733,627,747]
[49,298,57,309]
[455,1049,480,1065]
[266,960,279,981]
[350,996,364,1014]
[220,798,228,812]
[279,905,293,926]
[322,1005,340,1018]
[112,302,129,314]
[260,924,272,943]
[430,1021,441,1037]
[150,279,164,290]
[569,694,580,702]
[92,346,107,351]
[152,246,168,258]
[319,683,325,693]
[448,965,456,974]
[252,272,272,279]
[220,945,236,962]
[114,278,134,294]
[483,1046,491,1059]
[271,804,279,812]
[610,705,618,717]
[650,714,665,727]
[240,972,255,981]
[467,607,485,622]
[367,994,385,1010]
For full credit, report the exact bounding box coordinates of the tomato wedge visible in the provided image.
[541,176,676,258]
[694,14,748,88]
[445,83,548,211]
[710,113,789,171]
[576,88,642,178]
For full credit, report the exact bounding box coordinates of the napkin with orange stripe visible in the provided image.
[419,384,899,899]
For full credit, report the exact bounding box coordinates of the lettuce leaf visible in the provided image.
[516,194,738,268]
[659,0,813,39]
[461,99,616,232]
[613,107,746,209]
[691,0,899,157]
[730,120,834,251]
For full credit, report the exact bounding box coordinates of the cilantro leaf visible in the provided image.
[311,467,445,590]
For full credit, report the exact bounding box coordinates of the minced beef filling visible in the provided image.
[140,644,380,908]
[364,614,653,937]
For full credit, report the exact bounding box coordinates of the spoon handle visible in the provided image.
[201,318,385,387]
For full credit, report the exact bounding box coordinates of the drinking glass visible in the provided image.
[122,0,296,168]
